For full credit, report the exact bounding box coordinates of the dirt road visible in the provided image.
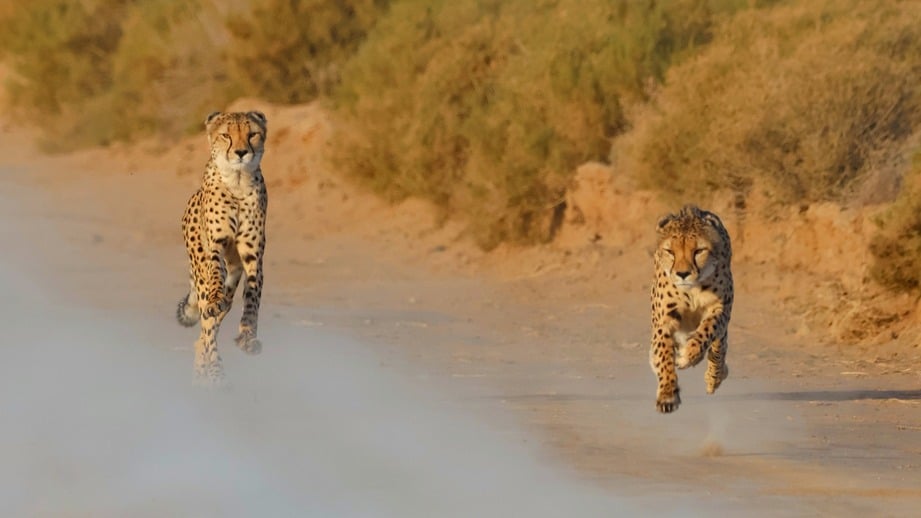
[2,113,919,516]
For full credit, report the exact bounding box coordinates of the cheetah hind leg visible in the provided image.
[705,335,729,394]
[705,362,729,394]
[223,266,262,355]
[234,256,263,356]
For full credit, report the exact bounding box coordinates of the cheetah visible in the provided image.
[176,111,268,383]
[650,205,733,413]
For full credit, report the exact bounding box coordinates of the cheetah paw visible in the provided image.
[656,389,681,414]
[676,338,703,369]
[202,297,230,318]
[706,364,729,394]
[194,365,227,388]
[236,332,262,355]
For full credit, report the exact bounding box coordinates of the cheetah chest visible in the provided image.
[669,286,721,345]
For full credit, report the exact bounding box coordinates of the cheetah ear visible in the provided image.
[700,210,725,231]
[204,111,222,127]
[656,214,675,235]
[247,111,267,126]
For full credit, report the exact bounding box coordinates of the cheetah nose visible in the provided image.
[676,270,691,280]
[234,149,247,158]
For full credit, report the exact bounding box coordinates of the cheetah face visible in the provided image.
[205,111,267,173]
[656,206,726,291]
[657,234,716,291]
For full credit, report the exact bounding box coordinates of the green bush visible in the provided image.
[616,0,921,205]
[226,0,390,103]
[335,0,748,248]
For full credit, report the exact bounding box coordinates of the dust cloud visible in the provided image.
[0,178,742,517]
[0,264,648,517]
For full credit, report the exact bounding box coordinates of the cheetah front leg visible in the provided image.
[200,189,238,320]
[193,268,231,385]
[234,237,264,355]
[194,313,228,385]
[201,244,232,319]
[650,317,681,413]
[194,214,235,383]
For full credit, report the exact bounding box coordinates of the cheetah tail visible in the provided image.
[176,294,199,327]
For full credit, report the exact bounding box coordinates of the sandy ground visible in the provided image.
[2,101,920,516]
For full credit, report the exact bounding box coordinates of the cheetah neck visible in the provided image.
[207,160,262,198]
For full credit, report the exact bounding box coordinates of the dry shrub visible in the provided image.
[335,0,748,249]
[616,0,921,206]
[1,0,390,149]
[0,0,128,146]
[869,151,921,292]
[226,0,389,104]
[105,0,243,140]
[0,0,247,149]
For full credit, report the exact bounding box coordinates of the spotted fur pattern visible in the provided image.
[177,111,268,383]
[650,205,733,413]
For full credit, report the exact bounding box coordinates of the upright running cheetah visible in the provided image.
[650,205,733,413]
[176,110,268,383]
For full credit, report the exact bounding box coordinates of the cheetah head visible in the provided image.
[655,205,727,291]
[205,111,267,173]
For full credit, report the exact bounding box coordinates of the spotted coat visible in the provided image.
[176,111,268,383]
[650,205,733,413]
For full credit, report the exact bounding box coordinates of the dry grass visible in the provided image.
[226,0,389,104]
[869,151,921,292]
[0,0,383,149]
[0,0,241,149]
[84,0,244,146]
[5,0,921,293]
[0,0,127,147]
[615,0,921,207]
[334,0,747,248]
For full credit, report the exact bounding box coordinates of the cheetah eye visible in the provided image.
[694,248,708,257]
[248,132,259,140]
[220,133,231,140]
[663,249,674,257]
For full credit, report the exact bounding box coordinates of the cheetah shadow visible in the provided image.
[485,389,921,404]
[726,389,921,402]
